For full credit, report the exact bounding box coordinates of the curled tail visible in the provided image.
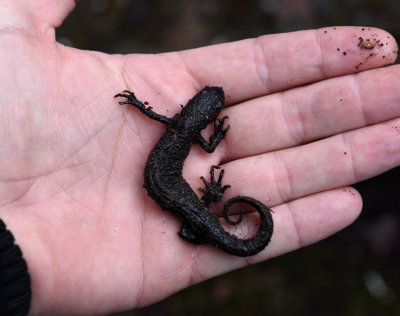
[196,165,274,257]
[216,196,274,257]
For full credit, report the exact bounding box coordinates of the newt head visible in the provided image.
[181,86,226,130]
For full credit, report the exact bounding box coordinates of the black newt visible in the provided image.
[115,86,273,256]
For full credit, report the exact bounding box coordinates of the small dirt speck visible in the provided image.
[355,62,363,70]
[358,37,375,49]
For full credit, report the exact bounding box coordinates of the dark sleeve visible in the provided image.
[0,218,31,316]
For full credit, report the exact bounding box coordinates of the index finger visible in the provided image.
[178,26,398,103]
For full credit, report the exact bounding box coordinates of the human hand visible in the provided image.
[0,1,398,315]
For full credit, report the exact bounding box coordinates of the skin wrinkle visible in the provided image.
[0,26,38,38]
[96,117,126,224]
[252,36,271,94]
[74,102,102,140]
[159,54,193,102]
[57,157,96,175]
[120,55,138,95]
[314,29,326,79]
[122,112,149,157]
[112,115,129,179]
[118,110,158,184]
[122,55,164,104]
[272,150,294,205]
[350,73,370,126]
[81,141,122,306]
[128,125,149,308]
[55,144,101,178]
[0,3,43,39]
[77,89,109,120]
[217,129,231,165]
[293,95,310,145]
[135,200,145,307]
[27,13,53,39]
[120,103,144,141]
[243,255,252,267]
[176,51,202,92]
[0,153,83,206]
[102,121,122,186]
[58,185,92,212]
[57,126,97,167]
[121,55,181,112]
[5,5,43,40]
[286,201,303,248]
[340,132,359,183]
[51,162,104,207]
[244,249,260,266]
[1,153,94,208]
[26,163,97,210]
[0,178,36,208]
[69,107,123,161]
[280,90,308,146]
[188,246,202,287]
[86,50,118,83]
[50,172,90,206]
[49,127,119,204]
[0,174,42,183]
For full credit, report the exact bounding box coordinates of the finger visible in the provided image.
[178,26,397,103]
[1,1,76,35]
[187,187,361,283]
[220,116,400,207]
[219,64,400,160]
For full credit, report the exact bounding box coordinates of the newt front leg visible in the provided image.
[197,116,230,153]
[115,90,171,125]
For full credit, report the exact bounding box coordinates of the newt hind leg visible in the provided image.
[199,165,245,226]
[198,165,231,207]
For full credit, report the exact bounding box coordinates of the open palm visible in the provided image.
[1,2,399,315]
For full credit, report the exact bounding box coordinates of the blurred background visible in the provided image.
[57,1,400,315]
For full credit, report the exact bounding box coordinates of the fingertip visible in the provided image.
[358,27,399,65]
[319,26,398,74]
[288,186,362,246]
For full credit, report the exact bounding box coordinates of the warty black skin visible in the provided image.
[115,86,273,256]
